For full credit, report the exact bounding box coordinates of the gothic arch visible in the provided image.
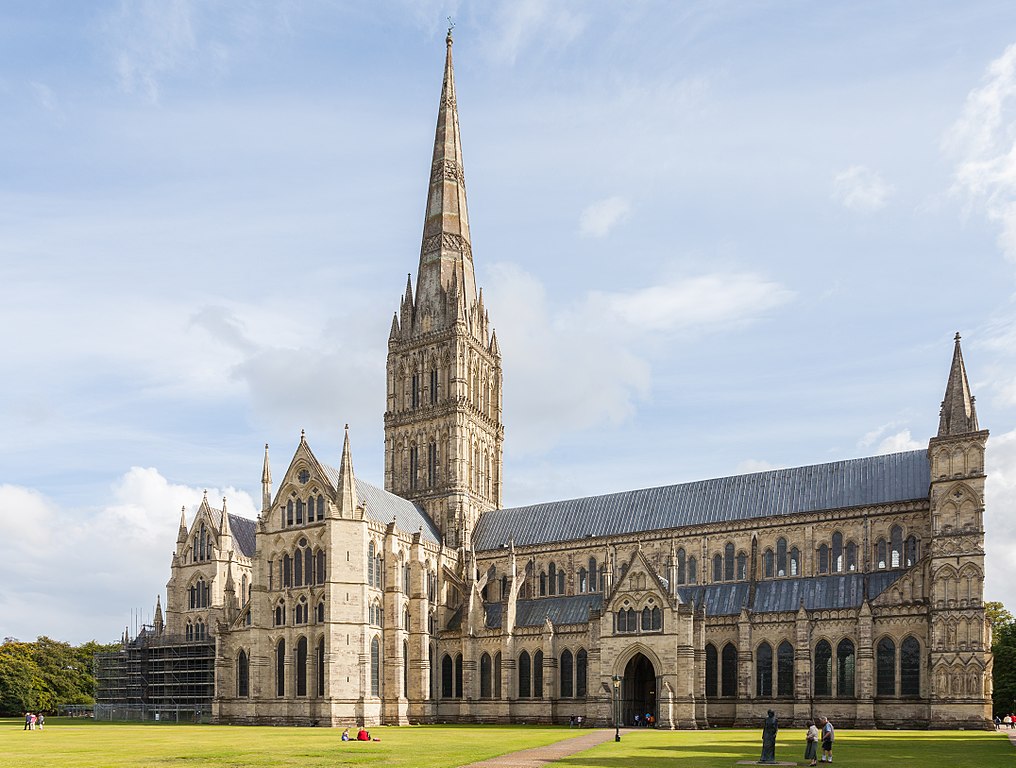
[612,641,663,676]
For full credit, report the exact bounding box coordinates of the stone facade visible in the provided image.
[150,34,994,730]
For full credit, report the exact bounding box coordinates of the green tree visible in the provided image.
[990,602,1016,717]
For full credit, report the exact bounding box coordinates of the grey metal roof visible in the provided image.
[355,479,441,544]
[676,583,751,616]
[228,514,257,559]
[319,463,441,544]
[483,594,605,629]
[473,450,929,550]
[468,570,907,630]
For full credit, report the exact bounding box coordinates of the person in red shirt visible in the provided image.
[356,727,370,741]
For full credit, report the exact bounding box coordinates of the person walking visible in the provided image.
[805,720,820,766]
[820,717,834,763]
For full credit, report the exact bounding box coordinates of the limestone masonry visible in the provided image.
[117,34,993,729]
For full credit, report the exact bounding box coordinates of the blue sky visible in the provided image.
[2,1,1016,643]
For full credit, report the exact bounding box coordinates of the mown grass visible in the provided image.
[0,720,1012,768]
[557,727,1014,768]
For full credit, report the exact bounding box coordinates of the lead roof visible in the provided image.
[472,450,930,550]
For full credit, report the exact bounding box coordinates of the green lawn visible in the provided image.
[559,728,1014,768]
[0,720,1011,768]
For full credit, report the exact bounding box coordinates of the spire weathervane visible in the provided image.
[447,16,455,43]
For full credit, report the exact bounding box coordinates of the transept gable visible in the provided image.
[605,546,674,611]
[276,432,336,503]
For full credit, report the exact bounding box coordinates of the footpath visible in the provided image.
[460,728,616,768]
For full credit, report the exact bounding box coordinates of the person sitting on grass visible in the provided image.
[341,728,349,741]
[356,727,370,741]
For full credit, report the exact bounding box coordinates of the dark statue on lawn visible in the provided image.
[760,709,778,764]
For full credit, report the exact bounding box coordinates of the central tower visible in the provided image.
[384,31,504,549]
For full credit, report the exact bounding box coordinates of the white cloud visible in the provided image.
[487,263,792,455]
[486,0,586,65]
[579,196,632,238]
[832,165,893,212]
[945,43,1016,262]
[593,272,793,332]
[984,427,1016,604]
[858,422,923,454]
[736,459,779,474]
[0,469,256,643]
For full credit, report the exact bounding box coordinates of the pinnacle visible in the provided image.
[937,332,979,437]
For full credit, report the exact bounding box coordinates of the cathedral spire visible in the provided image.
[337,424,358,515]
[261,443,272,514]
[938,332,979,437]
[416,29,476,315]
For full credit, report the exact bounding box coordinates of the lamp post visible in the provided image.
[612,674,621,742]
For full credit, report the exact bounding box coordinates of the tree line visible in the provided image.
[0,636,120,716]
[988,601,1016,717]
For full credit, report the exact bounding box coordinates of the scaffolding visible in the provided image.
[94,625,215,722]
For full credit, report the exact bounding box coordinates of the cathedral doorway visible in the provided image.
[621,652,657,726]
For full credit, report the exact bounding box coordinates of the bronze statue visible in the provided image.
[760,709,778,763]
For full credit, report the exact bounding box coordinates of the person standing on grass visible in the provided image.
[820,717,834,763]
[804,720,819,766]
[24,712,31,731]
[37,714,45,730]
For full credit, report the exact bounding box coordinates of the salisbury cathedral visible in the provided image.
[101,33,993,729]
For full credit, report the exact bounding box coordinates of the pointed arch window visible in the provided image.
[296,636,308,696]
[832,532,844,572]
[736,551,747,580]
[318,637,325,696]
[370,637,381,697]
[518,651,531,698]
[713,553,723,582]
[901,636,921,696]
[560,649,573,698]
[876,539,887,569]
[316,601,325,623]
[576,649,587,697]
[818,544,829,575]
[763,549,774,579]
[296,499,304,525]
[316,495,325,521]
[368,542,376,587]
[724,542,735,581]
[789,547,800,576]
[455,653,463,698]
[705,643,718,697]
[776,538,788,576]
[286,500,294,527]
[721,642,737,697]
[533,650,544,698]
[578,567,588,593]
[276,639,286,697]
[688,556,697,584]
[317,550,326,584]
[904,536,919,567]
[846,541,858,572]
[294,548,303,587]
[876,637,896,696]
[539,571,547,596]
[274,601,286,627]
[283,554,292,588]
[403,640,409,698]
[837,639,855,697]
[588,557,598,591]
[430,367,439,404]
[677,548,686,584]
[756,641,773,697]
[548,562,557,595]
[480,653,493,698]
[494,651,502,698]
[891,525,904,568]
[441,654,453,698]
[237,650,249,697]
[814,640,832,696]
[777,641,794,696]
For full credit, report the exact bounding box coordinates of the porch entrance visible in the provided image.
[621,653,657,727]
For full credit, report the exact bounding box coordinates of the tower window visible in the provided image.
[409,446,419,491]
[427,442,437,487]
[411,374,420,408]
[430,368,438,404]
